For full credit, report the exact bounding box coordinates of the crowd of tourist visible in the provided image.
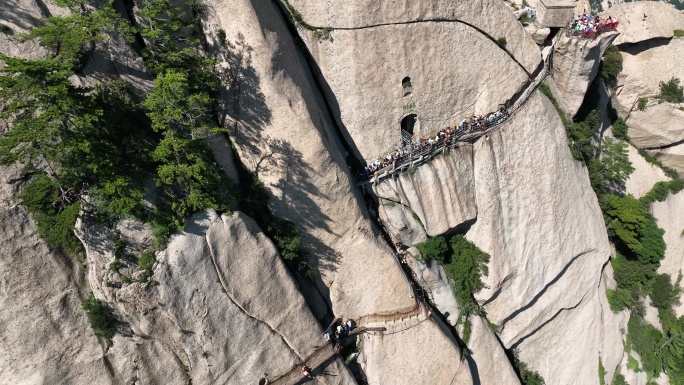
[567,14,619,39]
[362,107,509,177]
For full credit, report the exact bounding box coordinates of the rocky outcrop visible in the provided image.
[369,89,627,384]
[78,210,356,384]
[551,31,618,116]
[614,35,684,173]
[373,146,477,238]
[406,249,522,385]
[654,191,684,317]
[602,2,684,46]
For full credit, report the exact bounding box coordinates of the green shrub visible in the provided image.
[216,28,227,46]
[651,274,677,310]
[511,350,546,385]
[659,77,684,103]
[627,355,640,371]
[0,23,10,32]
[601,45,623,85]
[675,30,684,37]
[599,358,606,385]
[612,118,628,141]
[607,288,632,312]
[109,259,122,271]
[408,166,416,175]
[81,293,115,339]
[412,211,424,228]
[138,251,156,272]
[384,200,396,208]
[518,14,530,24]
[121,275,132,284]
[266,218,312,278]
[638,98,648,111]
[416,236,448,264]
[612,372,627,385]
[445,235,490,315]
[628,317,664,378]
[497,36,507,47]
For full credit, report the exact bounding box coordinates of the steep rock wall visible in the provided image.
[299,20,531,160]
[372,91,625,384]
[0,192,116,385]
[653,191,684,317]
[201,0,471,383]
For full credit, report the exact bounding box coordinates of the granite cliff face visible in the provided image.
[1,0,672,384]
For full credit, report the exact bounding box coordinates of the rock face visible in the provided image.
[202,0,472,383]
[601,2,684,46]
[368,89,627,384]
[0,199,116,385]
[551,31,618,116]
[290,0,537,161]
[654,191,684,317]
[373,146,477,238]
[78,210,356,384]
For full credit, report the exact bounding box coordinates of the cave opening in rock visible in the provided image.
[401,114,417,144]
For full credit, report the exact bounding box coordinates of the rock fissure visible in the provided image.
[508,290,591,351]
[203,234,302,359]
[498,249,595,332]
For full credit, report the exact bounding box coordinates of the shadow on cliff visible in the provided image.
[0,0,48,31]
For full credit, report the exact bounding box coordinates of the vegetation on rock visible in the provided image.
[659,77,684,103]
[600,45,623,86]
[82,293,116,339]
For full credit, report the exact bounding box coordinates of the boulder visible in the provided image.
[373,146,477,239]
[551,31,618,116]
[627,102,684,148]
[377,200,428,247]
[601,2,684,46]
[654,191,684,317]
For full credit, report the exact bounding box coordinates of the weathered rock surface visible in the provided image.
[406,249,521,385]
[203,0,472,383]
[377,201,428,247]
[654,191,684,317]
[551,31,618,116]
[602,2,684,46]
[373,146,477,238]
[78,210,356,384]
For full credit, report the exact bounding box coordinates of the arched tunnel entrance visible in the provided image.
[401,114,417,145]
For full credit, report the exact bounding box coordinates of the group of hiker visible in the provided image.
[567,14,619,39]
[324,319,354,345]
[363,107,509,177]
